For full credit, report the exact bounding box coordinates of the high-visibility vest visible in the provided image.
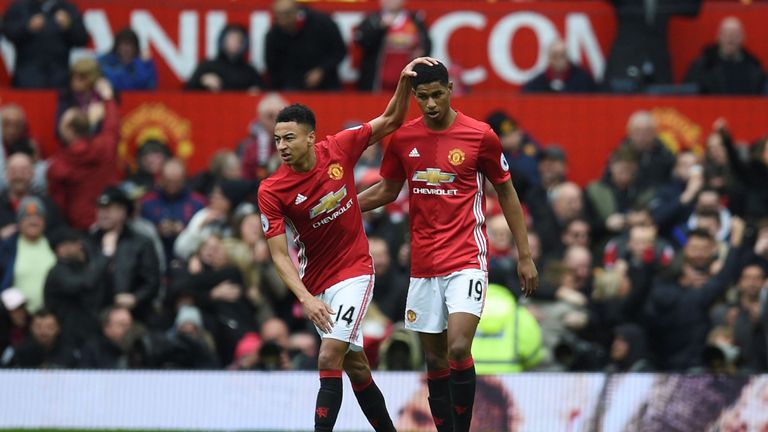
[472,283,543,374]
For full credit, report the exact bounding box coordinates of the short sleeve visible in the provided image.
[333,122,373,164]
[379,138,406,182]
[257,187,285,239]
[478,128,512,185]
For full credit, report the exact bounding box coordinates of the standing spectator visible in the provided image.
[684,17,766,95]
[0,287,29,357]
[48,78,119,231]
[7,309,76,368]
[98,28,157,92]
[125,139,172,193]
[237,93,289,181]
[0,197,56,313]
[44,227,109,348]
[649,151,704,238]
[354,0,431,92]
[79,306,133,369]
[140,159,206,267]
[0,105,47,192]
[485,111,541,189]
[721,126,768,222]
[2,0,88,89]
[186,25,263,92]
[530,182,587,254]
[522,40,596,93]
[265,0,346,90]
[189,151,243,198]
[0,152,62,239]
[55,58,107,133]
[729,265,767,372]
[88,187,160,323]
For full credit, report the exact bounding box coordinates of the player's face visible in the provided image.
[413,81,452,126]
[274,121,315,166]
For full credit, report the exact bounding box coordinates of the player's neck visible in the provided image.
[288,148,317,173]
[424,109,457,131]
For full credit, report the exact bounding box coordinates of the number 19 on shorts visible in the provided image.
[467,279,483,301]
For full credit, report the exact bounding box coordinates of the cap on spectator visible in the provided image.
[48,226,82,250]
[137,139,172,159]
[97,186,134,214]
[540,145,567,162]
[235,332,262,361]
[486,111,518,137]
[17,196,46,221]
[175,305,203,330]
[1,287,27,311]
[217,179,256,209]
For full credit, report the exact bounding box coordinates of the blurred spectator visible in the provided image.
[186,24,263,92]
[522,40,596,94]
[256,317,291,370]
[56,58,107,134]
[7,308,76,368]
[684,17,766,95]
[0,105,47,192]
[0,287,29,358]
[608,110,675,193]
[88,187,160,323]
[603,221,674,271]
[0,152,62,239]
[2,0,88,89]
[265,0,346,90]
[685,189,733,243]
[141,159,206,267]
[48,78,119,231]
[79,305,133,369]
[649,151,704,238]
[354,0,431,92]
[44,227,108,348]
[603,0,700,93]
[98,28,157,91]
[237,93,288,181]
[703,127,737,195]
[161,305,219,369]
[605,323,652,372]
[486,111,541,189]
[378,323,421,370]
[646,220,745,371]
[126,140,173,193]
[721,127,768,222]
[530,182,587,254]
[717,264,767,372]
[368,236,408,323]
[189,150,243,198]
[0,197,56,313]
[229,331,262,370]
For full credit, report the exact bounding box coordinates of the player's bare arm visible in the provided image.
[367,56,439,145]
[266,234,335,333]
[494,179,539,297]
[358,178,404,212]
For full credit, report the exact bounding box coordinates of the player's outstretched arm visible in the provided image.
[368,56,439,145]
[266,234,335,333]
[358,178,404,212]
[494,179,539,297]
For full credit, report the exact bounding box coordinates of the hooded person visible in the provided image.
[185,25,264,92]
[98,28,158,91]
[606,323,652,372]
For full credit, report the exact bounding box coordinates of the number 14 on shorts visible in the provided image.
[335,305,356,325]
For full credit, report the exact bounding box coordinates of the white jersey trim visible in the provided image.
[473,173,488,271]
[285,218,308,278]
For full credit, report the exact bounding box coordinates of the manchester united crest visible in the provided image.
[328,163,344,180]
[406,309,417,323]
[448,148,465,166]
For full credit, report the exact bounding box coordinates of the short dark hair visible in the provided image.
[276,104,316,131]
[696,209,721,224]
[411,61,449,90]
[688,228,715,243]
[32,308,58,322]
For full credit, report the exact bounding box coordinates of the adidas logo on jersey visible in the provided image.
[294,194,307,205]
[409,148,421,158]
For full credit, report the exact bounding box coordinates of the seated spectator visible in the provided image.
[186,25,263,92]
[522,145,568,220]
[121,181,167,277]
[44,227,109,348]
[125,139,173,193]
[2,0,88,89]
[604,323,652,372]
[0,287,29,358]
[256,317,291,370]
[522,40,596,93]
[649,151,704,240]
[603,221,674,271]
[485,111,541,189]
[0,197,56,313]
[48,78,119,231]
[7,308,76,368]
[684,17,766,95]
[88,187,160,323]
[0,152,63,239]
[98,28,157,92]
[56,58,108,133]
[79,305,133,369]
[0,105,47,192]
[685,189,732,243]
[529,181,587,254]
[368,236,408,323]
[189,150,243,198]
[354,0,431,92]
[162,305,219,369]
[141,159,206,267]
[237,93,289,181]
[265,0,346,90]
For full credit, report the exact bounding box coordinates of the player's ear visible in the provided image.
[447,82,453,94]
[307,129,316,145]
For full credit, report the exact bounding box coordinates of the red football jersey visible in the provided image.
[258,124,374,295]
[380,112,511,278]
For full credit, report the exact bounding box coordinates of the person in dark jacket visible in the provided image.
[0,287,29,358]
[2,0,89,89]
[720,126,768,223]
[44,227,109,349]
[265,0,346,90]
[9,308,77,368]
[79,305,133,369]
[730,264,767,372]
[354,0,431,92]
[646,221,745,371]
[522,40,596,94]
[684,17,766,95]
[98,27,158,91]
[88,187,160,324]
[649,151,704,239]
[605,323,653,372]
[186,24,263,92]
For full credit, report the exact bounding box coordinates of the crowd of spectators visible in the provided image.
[0,0,766,374]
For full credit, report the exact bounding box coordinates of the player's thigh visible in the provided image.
[404,276,448,333]
[316,274,375,352]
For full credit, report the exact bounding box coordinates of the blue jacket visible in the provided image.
[98,53,157,91]
[0,234,19,291]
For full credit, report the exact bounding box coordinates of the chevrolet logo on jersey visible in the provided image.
[310,186,348,219]
[412,169,456,186]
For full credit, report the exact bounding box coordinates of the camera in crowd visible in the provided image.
[554,332,608,371]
